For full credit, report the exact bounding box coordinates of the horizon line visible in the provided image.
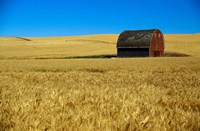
[0,33,200,38]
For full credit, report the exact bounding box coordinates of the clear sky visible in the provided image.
[0,0,200,36]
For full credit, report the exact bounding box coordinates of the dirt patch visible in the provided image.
[16,37,31,41]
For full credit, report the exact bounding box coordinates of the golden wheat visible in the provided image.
[0,34,200,130]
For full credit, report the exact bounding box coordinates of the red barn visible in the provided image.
[117,29,165,57]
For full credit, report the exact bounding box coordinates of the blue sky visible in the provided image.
[0,0,200,36]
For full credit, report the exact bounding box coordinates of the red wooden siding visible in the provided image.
[150,30,164,57]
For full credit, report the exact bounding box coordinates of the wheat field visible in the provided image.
[0,34,200,130]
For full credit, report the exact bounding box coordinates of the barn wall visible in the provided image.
[150,30,164,57]
[118,48,149,57]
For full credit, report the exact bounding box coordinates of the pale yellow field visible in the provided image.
[0,34,200,59]
[0,35,118,59]
[0,34,200,130]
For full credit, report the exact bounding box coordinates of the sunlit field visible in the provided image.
[0,34,200,130]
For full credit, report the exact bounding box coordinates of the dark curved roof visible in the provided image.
[117,29,160,48]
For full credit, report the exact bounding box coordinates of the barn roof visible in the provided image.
[117,29,160,48]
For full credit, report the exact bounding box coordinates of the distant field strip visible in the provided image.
[0,34,200,59]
